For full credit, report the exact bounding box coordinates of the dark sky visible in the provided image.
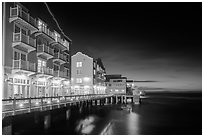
[22,2,202,91]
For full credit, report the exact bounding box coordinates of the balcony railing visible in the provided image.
[38,66,53,75]
[37,44,54,55]
[60,71,68,78]
[53,70,68,78]
[10,6,37,28]
[54,52,67,62]
[38,27,55,39]
[13,32,36,48]
[13,60,36,72]
[54,37,63,45]
[53,70,60,77]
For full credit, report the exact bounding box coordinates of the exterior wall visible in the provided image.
[71,52,93,95]
[105,78,127,94]
[93,59,106,94]
[3,2,71,99]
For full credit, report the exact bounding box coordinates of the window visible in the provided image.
[38,59,46,73]
[38,20,47,32]
[14,51,20,60]
[65,68,69,76]
[14,24,27,35]
[21,28,27,35]
[54,31,60,42]
[14,25,20,33]
[76,62,82,67]
[21,54,26,61]
[14,51,26,61]
[54,64,59,71]
[76,78,82,83]
[77,69,81,74]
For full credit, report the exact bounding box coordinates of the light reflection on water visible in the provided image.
[126,110,140,134]
[10,93,201,135]
[99,104,140,135]
[75,115,97,135]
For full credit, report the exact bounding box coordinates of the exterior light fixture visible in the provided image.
[19,103,23,107]
[84,85,90,88]
[83,77,90,82]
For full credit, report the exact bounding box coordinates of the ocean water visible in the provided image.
[99,92,202,135]
[10,92,202,135]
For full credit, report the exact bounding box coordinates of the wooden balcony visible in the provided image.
[12,60,36,75]
[51,37,69,50]
[9,6,38,33]
[35,26,55,43]
[37,44,54,60]
[53,52,67,65]
[37,66,53,78]
[12,32,36,53]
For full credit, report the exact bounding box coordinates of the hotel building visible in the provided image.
[71,52,106,95]
[3,2,71,99]
[105,75,127,94]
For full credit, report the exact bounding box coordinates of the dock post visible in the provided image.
[29,97,31,112]
[13,97,16,115]
[41,97,43,111]
[105,98,108,105]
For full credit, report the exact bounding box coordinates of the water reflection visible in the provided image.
[126,109,140,134]
[100,121,114,135]
[75,115,97,134]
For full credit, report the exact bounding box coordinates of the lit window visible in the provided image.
[38,59,46,73]
[76,62,82,67]
[76,78,82,83]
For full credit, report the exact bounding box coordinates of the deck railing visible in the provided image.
[13,32,36,48]
[13,60,36,72]
[37,44,54,55]
[10,6,37,27]
[38,66,53,75]
[38,27,55,39]
[2,94,112,116]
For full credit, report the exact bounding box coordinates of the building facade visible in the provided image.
[3,2,71,99]
[105,75,127,94]
[71,52,106,95]
[93,58,106,94]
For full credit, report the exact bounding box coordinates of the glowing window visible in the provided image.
[76,62,82,67]
[76,78,82,83]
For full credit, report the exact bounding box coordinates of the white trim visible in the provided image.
[13,49,27,60]
[53,63,60,70]
[14,22,28,35]
[72,52,93,60]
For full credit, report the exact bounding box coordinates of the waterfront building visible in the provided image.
[93,58,106,94]
[126,80,141,95]
[71,52,106,95]
[105,75,127,94]
[3,2,71,99]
